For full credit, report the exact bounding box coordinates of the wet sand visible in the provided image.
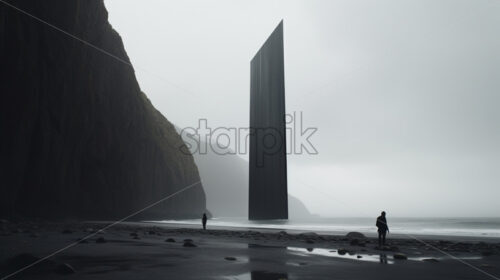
[1,220,499,279]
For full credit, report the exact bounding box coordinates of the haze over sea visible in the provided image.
[154,217,500,239]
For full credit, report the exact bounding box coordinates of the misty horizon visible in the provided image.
[105,0,500,218]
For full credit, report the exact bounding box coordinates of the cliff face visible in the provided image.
[0,0,206,219]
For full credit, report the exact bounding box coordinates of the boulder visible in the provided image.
[96,237,107,243]
[183,241,197,247]
[346,232,366,239]
[393,253,407,260]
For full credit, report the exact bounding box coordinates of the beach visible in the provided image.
[1,220,499,279]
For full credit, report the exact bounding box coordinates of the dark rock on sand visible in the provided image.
[350,239,366,246]
[224,257,237,261]
[183,241,197,247]
[165,238,176,243]
[55,263,75,275]
[393,253,408,260]
[96,237,107,243]
[346,232,366,239]
[338,248,348,255]
[422,258,439,263]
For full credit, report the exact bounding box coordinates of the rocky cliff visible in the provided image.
[0,0,206,219]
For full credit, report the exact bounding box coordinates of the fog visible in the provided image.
[105,0,500,217]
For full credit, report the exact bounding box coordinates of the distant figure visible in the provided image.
[202,213,207,230]
[376,211,389,247]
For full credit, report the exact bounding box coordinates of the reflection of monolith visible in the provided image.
[249,21,288,220]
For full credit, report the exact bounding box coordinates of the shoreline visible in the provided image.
[138,220,500,243]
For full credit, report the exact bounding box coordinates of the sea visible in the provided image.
[152,217,500,239]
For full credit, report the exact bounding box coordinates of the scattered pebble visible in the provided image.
[338,248,348,255]
[224,257,237,261]
[393,253,407,260]
[165,238,175,243]
[346,232,366,239]
[183,241,197,247]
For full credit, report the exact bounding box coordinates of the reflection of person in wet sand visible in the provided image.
[376,211,389,247]
[379,254,388,264]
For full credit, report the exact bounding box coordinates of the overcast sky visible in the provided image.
[105,0,500,217]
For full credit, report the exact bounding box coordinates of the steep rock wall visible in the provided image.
[0,0,206,219]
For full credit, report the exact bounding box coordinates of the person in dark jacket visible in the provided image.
[202,213,208,230]
[376,211,389,247]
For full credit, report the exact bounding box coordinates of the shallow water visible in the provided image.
[287,247,395,264]
[222,271,289,280]
[286,247,483,264]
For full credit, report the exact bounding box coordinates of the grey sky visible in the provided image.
[105,0,500,217]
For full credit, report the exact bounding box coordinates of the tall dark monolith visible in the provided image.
[249,21,288,220]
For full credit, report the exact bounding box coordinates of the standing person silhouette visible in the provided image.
[202,213,208,230]
[376,211,389,247]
